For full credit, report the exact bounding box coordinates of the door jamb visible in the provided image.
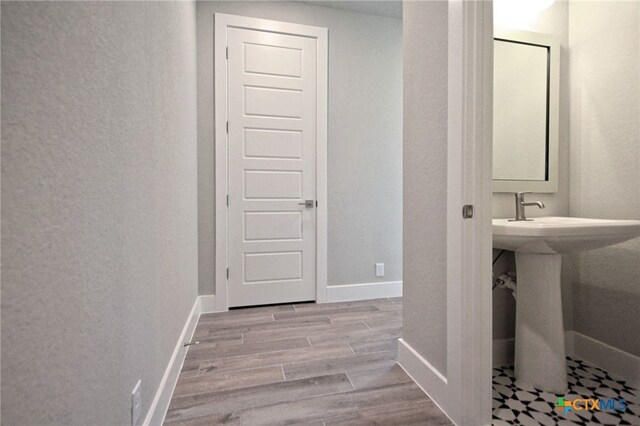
[213,13,328,312]
[448,1,494,423]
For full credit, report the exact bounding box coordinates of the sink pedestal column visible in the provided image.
[514,252,567,393]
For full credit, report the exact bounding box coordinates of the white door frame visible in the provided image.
[453,1,493,423]
[398,1,494,424]
[214,13,328,312]
[448,1,494,423]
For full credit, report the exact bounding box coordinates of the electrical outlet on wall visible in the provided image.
[375,263,384,277]
[131,380,142,426]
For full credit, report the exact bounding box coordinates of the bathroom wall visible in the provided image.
[569,0,640,357]
[1,2,198,424]
[492,0,571,220]
[196,1,403,295]
[493,1,640,370]
[492,1,575,349]
[402,0,448,375]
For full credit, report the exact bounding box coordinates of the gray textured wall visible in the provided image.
[569,0,640,357]
[196,1,403,295]
[402,0,448,376]
[1,2,198,424]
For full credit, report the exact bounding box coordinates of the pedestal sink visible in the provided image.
[493,217,640,393]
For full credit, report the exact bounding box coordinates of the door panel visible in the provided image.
[243,170,302,199]
[227,27,317,307]
[244,251,302,282]
[244,86,303,118]
[244,211,303,241]
[244,43,302,77]
[244,129,303,159]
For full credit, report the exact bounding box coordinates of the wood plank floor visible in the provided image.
[165,298,452,425]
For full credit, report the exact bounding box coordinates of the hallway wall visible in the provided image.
[196,1,403,295]
[402,0,448,376]
[1,2,198,424]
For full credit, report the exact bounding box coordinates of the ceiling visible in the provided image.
[304,1,403,19]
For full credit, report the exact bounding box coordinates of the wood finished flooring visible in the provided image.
[165,298,451,425]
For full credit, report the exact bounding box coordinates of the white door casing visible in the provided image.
[446,1,494,423]
[214,14,328,310]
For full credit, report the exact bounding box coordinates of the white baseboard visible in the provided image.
[397,338,456,425]
[570,331,640,389]
[143,297,201,426]
[492,331,639,389]
[325,281,402,303]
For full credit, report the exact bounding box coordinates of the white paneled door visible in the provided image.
[226,26,319,307]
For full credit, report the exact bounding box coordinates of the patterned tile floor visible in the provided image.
[493,357,640,425]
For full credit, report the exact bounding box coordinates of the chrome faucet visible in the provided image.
[511,191,545,221]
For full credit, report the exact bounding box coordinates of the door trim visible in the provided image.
[214,13,328,312]
[446,1,493,423]
[455,1,493,423]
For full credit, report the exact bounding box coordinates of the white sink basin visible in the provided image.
[492,216,640,393]
[493,216,640,254]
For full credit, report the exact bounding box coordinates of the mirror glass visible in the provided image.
[493,30,559,193]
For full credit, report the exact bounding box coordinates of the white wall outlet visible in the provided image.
[131,380,142,426]
[375,263,384,277]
